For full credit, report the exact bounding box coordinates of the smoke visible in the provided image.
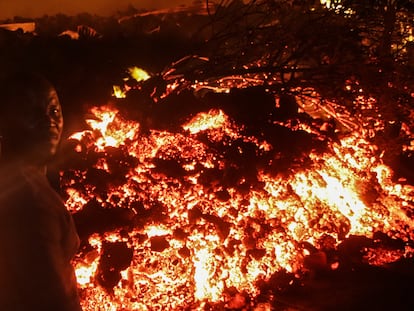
[0,0,193,20]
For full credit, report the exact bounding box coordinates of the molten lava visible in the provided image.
[62,88,414,310]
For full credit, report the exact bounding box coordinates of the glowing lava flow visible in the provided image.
[64,105,414,310]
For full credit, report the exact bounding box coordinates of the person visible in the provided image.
[0,72,83,311]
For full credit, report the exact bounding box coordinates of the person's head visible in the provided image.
[0,72,63,165]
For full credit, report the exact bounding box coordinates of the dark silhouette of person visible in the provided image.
[0,72,82,311]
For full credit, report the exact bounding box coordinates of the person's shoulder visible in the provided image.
[0,164,31,198]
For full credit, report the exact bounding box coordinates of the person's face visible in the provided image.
[8,86,64,162]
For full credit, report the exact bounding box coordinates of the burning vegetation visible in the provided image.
[1,0,414,310]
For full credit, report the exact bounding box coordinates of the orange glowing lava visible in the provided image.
[63,93,413,310]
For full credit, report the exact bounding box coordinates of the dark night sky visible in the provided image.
[0,0,194,19]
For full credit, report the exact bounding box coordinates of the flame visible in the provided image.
[128,66,151,82]
[112,85,126,99]
[193,247,222,301]
[65,188,88,213]
[64,99,414,310]
[75,258,99,287]
[146,225,172,238]
[74,235,102,287]
[112,67,150,98]
[183,109,228,134]
[70,106,140,152]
